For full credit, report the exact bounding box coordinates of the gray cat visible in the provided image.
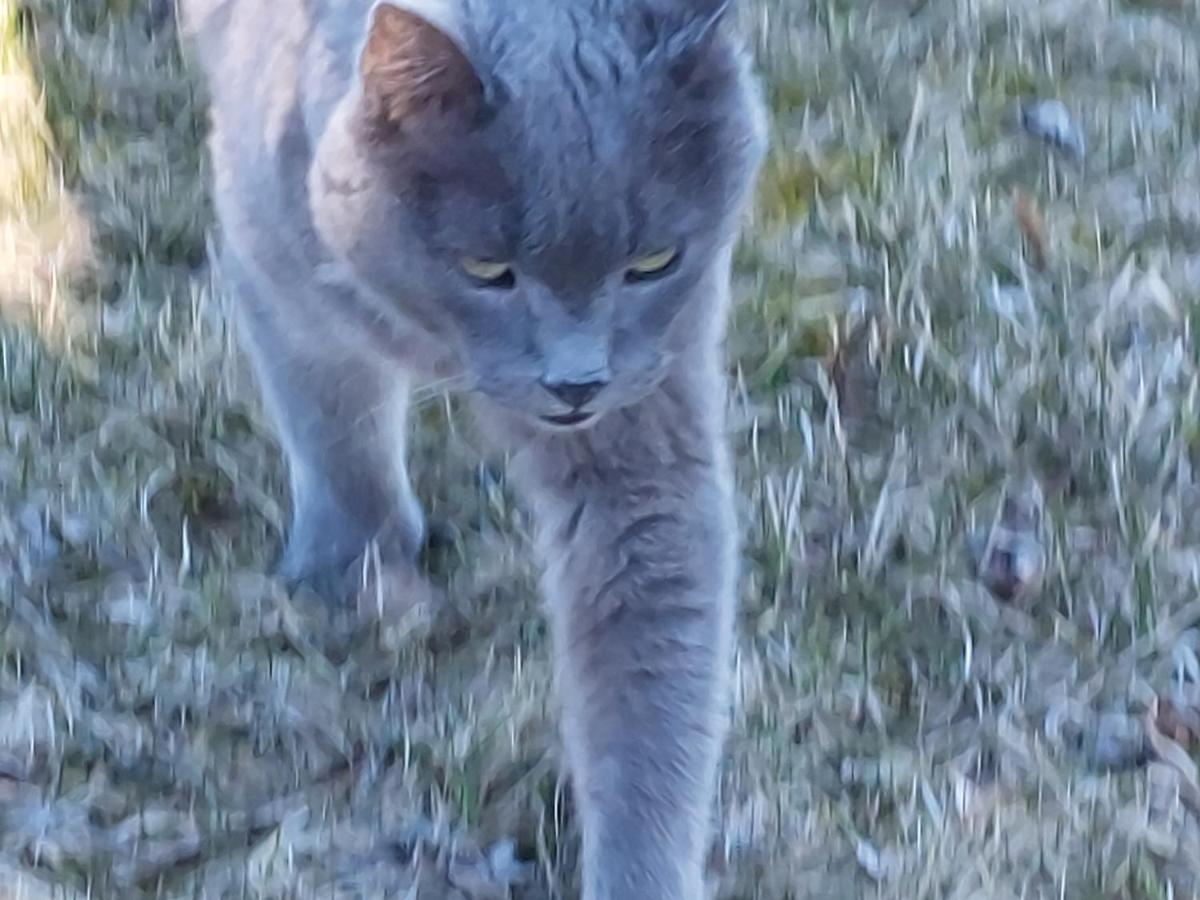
[181,0,765,895]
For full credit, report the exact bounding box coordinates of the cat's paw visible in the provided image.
[273,557,443,660]
[278,490,430,593]
[274,516,454,605]
[352,560,443,650]
[273,544,360,604]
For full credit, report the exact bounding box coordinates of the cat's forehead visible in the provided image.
[492,94,668,265]
[461,78,671,258]
[406,92,646,274]
[403,0,748,267]
[463,0,658,70]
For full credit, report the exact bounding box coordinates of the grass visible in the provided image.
[0,0,90,334]
[1,0,1200,896]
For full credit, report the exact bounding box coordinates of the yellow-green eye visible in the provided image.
[626,247,681,283]
[460,257,515,288]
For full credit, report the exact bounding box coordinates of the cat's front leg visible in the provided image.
[513,376,737,900]
[227,255,426,595]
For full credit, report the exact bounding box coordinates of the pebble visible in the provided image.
[968,527,1046,603]
[16,504,61,566]
[1020,99,1086,161]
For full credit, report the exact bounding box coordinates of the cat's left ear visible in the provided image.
[359,2,484,131]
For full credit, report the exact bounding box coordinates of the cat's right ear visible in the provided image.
[359,3,484,132]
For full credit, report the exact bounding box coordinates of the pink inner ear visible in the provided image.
[360,4,482,127]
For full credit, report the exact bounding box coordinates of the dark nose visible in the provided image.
[540,378,608,409]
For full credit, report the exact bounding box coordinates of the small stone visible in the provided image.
[968,528,1045,603]
[448,850,506,899]
[854,837,901,882]
[1053,708,1149,771]
[486,839,532,886]
[16,504,61,566]
[58,514,92,547]
[1088,713,1150,770]
[1020,99,1086,161]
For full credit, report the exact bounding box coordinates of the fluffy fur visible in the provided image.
[182,0,765,895]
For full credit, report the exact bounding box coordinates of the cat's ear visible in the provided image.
[359,2,484,130]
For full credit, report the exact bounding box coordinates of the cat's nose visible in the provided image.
[540,377,608,409]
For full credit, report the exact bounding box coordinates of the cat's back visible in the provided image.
[182,0,380,247]
[184,0,648,102]
[184,0,357,127]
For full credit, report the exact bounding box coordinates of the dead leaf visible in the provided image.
[1154,696,1200,750]
[827,318,884,427]
[1012,187,1049,270]
[1143,710,1200,813]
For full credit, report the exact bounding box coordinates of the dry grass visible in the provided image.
[2,0,1200,897]
[0,0,90,331]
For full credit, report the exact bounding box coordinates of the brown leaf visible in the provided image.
[1012,187,1049,270]
[1143,710,1200,814]
[1153,696,1200,750]
[827,318,887,429]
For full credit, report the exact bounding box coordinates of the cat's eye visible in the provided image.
[460,257,516,289]
[625,247,681,283]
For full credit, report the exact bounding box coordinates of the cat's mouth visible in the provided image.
[541,411,596,428]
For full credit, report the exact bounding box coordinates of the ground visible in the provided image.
[1,0,1199,897]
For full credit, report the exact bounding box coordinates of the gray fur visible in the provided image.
[182,0,765,895]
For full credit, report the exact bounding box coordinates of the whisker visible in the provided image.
[411,373,474,404]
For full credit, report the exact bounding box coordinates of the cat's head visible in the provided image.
[310,0,765,430]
